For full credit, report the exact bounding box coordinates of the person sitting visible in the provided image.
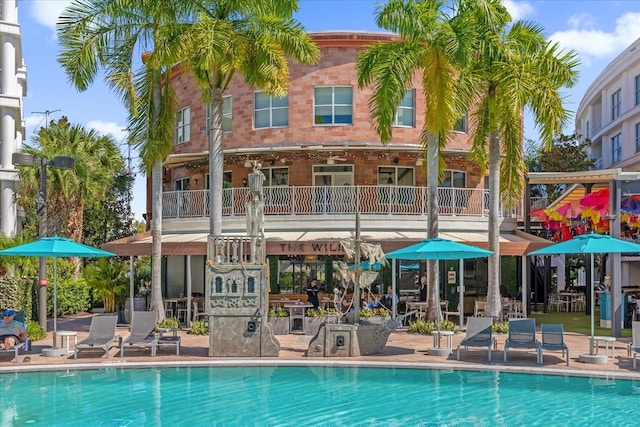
[380,286,399,310]
[305,278,320,310]
[0,310,28,350]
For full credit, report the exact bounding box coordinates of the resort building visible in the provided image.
[106,32,546,311]
[0,0,26,236]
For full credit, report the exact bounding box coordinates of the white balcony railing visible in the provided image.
[162,185,498,219]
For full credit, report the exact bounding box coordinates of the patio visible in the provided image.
[0,313,637,375]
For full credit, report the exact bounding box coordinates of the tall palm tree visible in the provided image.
[182,0,319,238]
[466,18,580,319]
[357,0,493,320]
[57,0,200,319]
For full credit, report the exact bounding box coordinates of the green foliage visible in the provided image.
[492,320,509,334]
[359,307,389,318]
[84,258,128,312]
[306,307,338,317]
[408,319,459,335]
[157,317,180,329]
[0,277,36,320]
[188,320,208,335]
[50,278,92,316]
[268,308,288,317]
[26,321,46,341]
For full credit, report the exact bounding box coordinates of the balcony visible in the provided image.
[162,185,496,219]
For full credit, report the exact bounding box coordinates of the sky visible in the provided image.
[19,0,640,221]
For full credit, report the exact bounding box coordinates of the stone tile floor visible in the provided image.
[1,313,638,378]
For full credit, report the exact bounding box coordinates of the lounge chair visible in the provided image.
[540,323,569,366]
[74,315,120,359]
[0,310,28,362]
[120,311,158,357]
[503,318,542,364]
[456,317,495,362]
[631,321,640,369]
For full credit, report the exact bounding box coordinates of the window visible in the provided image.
[314,86,352,125]
[611,89,621,120]
[611,133,622,163]
[636,123,640,153]
[378,166,415,205]
[636,75,640,106]
[174,107,191,144]
[173,177,190,191]
[454,115,468,133]
[441,170,467,188]
[255,92,289,128]
[262,167,289,205]
[378,166,414,186]
[206,96,232,134]
[393,89,415,127]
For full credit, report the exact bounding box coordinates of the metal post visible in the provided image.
[37,160,48,331]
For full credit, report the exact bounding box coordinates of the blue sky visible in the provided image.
[20,0,640,220]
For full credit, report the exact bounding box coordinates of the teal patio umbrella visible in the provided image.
[386,238,493,352]
[0,236,115,355]
[529,233,640,359]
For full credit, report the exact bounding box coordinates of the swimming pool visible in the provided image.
[1,365,637,426]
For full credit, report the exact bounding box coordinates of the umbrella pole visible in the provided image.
[53,257,58,349]
[590,253,595,355]
[436,263,441,338]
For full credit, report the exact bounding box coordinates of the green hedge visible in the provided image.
[47,278,92,316]
[0,277,36,321]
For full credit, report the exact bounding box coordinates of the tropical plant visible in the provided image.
[408,319,459,335]
[359,307,389,318]
[465,11,580,319]
[57,1,200,319]
[306,307,337,317]
[84,258,128,313]
[268,307,288,318]
[181,0,319,237]
[26,321,47,341]
[357,0,491,320]
[157,316,180,330]
[492,320,509,334]
[188,319,209,335]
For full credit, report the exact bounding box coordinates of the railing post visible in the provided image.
[291,186,296,215]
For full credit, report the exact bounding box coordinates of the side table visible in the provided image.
[592,336,616,357]
[56,330,78,355]
[431,330,454,349]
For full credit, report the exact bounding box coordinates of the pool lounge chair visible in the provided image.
[0,341,24,362]
[631,321,640,369]
[456,317,496,362]
[540,323,569,366]
[504,318,542,365]
[74,315,120,359]
[0,310,28,362]
[120,311,159,357]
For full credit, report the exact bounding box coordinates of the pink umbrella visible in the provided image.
[580,188,609,208]
[554,201,583,219]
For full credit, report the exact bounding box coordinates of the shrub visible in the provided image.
[50,278,92,316]
[268,308,288,317]
[0,277,36,320]
[408,319,459,335]
[492,320,509,334]
[188,320,209,335]
[157,317,180,329]
[26,321,46,341]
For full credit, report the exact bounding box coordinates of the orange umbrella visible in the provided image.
[529,208,549,222]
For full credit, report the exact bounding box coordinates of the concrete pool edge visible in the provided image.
[2,358,639,381]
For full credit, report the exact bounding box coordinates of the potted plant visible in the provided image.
[359,307,391,324]
[304,307,339,336]
[267,307,290,335]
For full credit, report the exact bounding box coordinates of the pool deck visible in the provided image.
[2,313,639,378]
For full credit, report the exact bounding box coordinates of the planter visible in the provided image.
[361,316,391,325]
[305,315,338,336]
[268,317,290,335]
[124,297,148,324]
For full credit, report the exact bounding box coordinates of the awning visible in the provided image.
[103,229,551,257]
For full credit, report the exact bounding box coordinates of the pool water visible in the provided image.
[1,366,638,426]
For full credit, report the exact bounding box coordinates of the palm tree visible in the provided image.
[57,0,200,319]
[182,0,319,238]
[357,0,493,320]
[466,18,579,319]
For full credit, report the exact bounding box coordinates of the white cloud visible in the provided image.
[86,120,129,143]
[28,0,72,31]
[550,12,640,63]
[503,0,534,21]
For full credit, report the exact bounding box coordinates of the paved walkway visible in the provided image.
[1,313,638,377]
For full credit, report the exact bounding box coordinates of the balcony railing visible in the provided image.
[162,185,497,219]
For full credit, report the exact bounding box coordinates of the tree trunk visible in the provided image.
[209,88,224,238]
[426,134,439,321]
[486,131,502,319]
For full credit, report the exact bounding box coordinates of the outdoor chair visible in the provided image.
[631,321,640,369]
[0,310,28,363]
[456,317,496,362]
[540,323,569,366]
[120,311,158,357]
[504,318,542,365]
[474,300,486,317]
[74,315,120,359]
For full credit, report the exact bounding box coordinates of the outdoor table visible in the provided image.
[592,336,616,357]
[284,303,313,334]
[56,330,78,355]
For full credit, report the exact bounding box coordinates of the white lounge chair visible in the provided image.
[456,317,496,362]
[120,311,158,357]
[74,315,119,359]
[540,323,569,366]
[504,318,542,364]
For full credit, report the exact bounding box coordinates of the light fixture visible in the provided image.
[242,178,248,187]
[244,160,252,168]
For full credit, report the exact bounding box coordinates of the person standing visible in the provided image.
[306,279,320,310]
[419,274,428,302]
